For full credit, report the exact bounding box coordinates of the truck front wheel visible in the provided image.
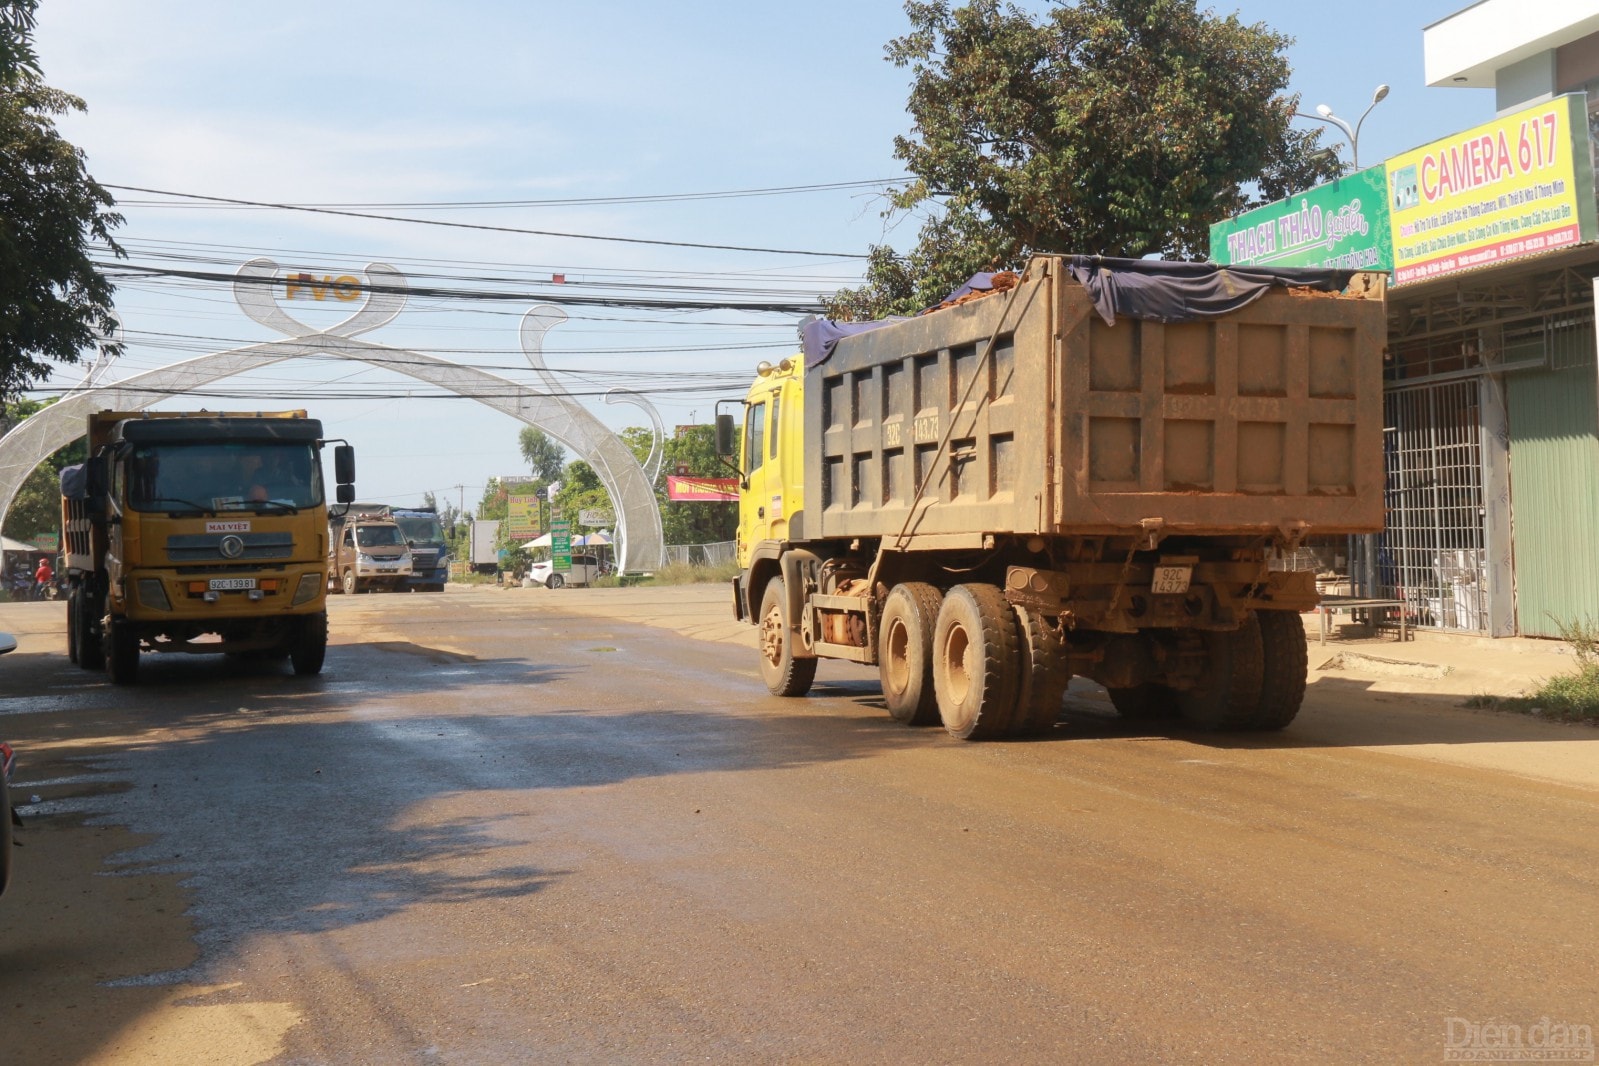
[106,616,140,685]
[291,612,328,676]
[878,582,942,726]
[342,569,357,596]
[933,584,1020,741]
[758,576,816,697]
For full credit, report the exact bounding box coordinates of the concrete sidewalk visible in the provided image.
[468,581,1580,707]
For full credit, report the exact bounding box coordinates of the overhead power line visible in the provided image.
[104,184,873,259]
[98,261,827,314]
[112,177,905,210]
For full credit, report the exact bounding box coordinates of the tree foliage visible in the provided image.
[518,426,565,483]
[1,395,84,541]
[0,0,123,397]
[830,0,1342,318]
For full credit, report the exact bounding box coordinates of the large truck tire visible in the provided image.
[878,582,942,726]
[291,611,329,676]
[67,588,80,665]
[1176,622,1263,730]
[78,593,104,671]
[1246,610,1309,730]
[1012,605,1069,735]
[106,616,140,685]
[1107,683,1178,721]
[933,583,1020,741]
[757,576,816,697]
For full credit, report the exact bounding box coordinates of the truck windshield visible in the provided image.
[393,515,445,547]
[355,525,405,548]
[128,441,322,513]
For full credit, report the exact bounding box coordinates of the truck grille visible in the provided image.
[167,531,295,563]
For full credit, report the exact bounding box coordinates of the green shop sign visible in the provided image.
[1209,165,1392,271]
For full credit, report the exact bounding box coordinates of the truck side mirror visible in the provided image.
[337,484,355,504]
[715,413,735,458]
[334,444,355,486]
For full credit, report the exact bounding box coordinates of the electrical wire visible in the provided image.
[104,184,874,258]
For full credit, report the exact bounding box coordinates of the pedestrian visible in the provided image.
[33,556,53,601]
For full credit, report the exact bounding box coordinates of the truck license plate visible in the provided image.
[1151,566,1192,595]
[208,577,257,591]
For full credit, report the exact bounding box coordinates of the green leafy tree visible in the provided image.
[615,425,736,546]
[518,426,565,482]
[831,0,1342,317]
[1,0,123,397]
[659,426,736,546]
[552,459,607,532]
[1,395,84,541]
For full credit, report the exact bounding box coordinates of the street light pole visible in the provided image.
[1296,83,1389,172]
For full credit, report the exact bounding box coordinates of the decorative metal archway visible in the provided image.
[0,260,666,573]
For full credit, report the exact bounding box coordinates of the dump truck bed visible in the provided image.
[805,256,1386,545]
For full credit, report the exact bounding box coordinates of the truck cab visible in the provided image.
[735,357,805,569]
[328,515,413,594]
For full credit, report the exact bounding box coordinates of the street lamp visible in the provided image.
[1297,83,1390,171]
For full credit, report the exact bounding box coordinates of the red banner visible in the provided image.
[667,476,739,502]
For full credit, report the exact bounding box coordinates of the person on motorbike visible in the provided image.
[33,556,52,601]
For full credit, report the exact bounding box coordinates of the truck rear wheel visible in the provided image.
[67,588,80,664]
[1012,606,1069,735]
[1175,623,1263,730]
[878,583,942,726]
[758,576,816,697]
[291,612,328,676]
[106,616,139,685]
[933,584,1020,741]
[78,593,104,671]
[1246,611,1308,730]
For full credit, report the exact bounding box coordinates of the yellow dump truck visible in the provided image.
[60,410,355,684]
[722,256,1387,739]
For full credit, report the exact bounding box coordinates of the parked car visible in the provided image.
[2,631,16,898]
[527,554,603,589]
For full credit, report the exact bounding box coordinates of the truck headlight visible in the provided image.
[137,578,172,611]
[357,553,375,564]
[292,573,322,606]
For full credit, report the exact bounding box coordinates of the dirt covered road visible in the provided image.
[1,588,1595,1064]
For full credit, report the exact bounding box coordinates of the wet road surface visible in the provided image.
[1,588,1596,1064]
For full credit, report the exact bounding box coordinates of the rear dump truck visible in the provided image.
[60,410,355,685]
[724,255,1387,739]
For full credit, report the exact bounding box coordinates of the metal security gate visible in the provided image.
[1377,380,1489,631]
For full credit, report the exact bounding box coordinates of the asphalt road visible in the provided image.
[1,588,1596,1064]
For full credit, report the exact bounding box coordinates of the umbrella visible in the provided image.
[582,531,613,545]
[525,532,553,548]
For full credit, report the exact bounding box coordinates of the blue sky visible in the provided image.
[30,1,1493,515]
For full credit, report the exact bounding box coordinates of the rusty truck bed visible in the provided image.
[806,256,1386,546]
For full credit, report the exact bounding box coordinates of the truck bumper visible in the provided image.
[121,566,327,622]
